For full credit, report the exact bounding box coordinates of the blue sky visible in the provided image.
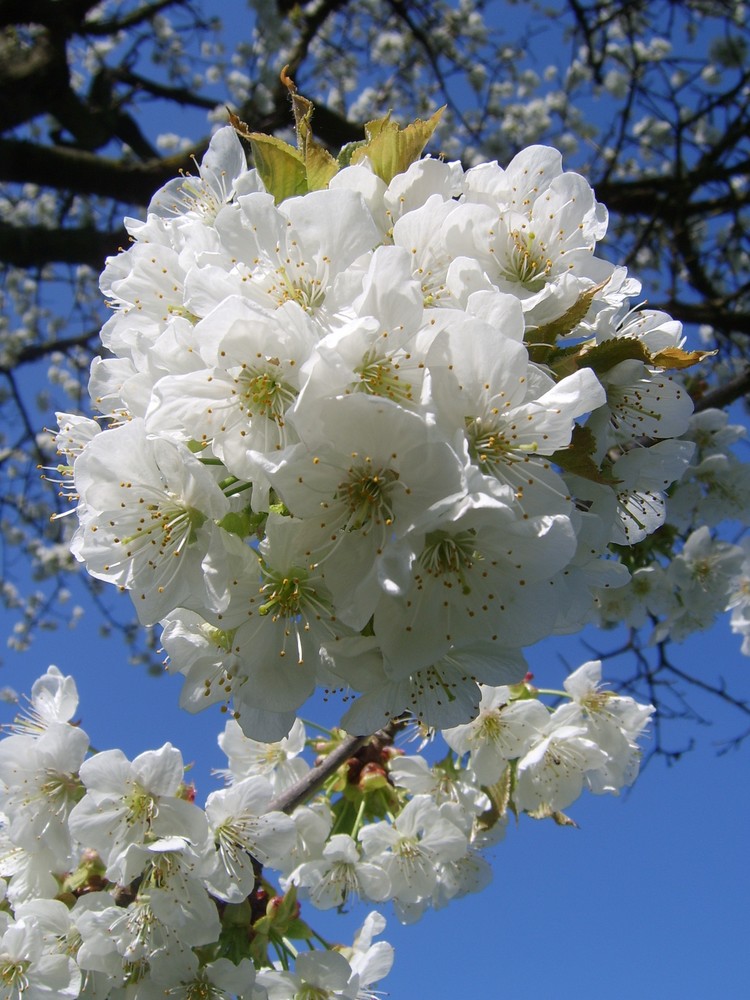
[1,2,749,996]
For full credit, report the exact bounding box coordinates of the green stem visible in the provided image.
[281,936,299,961]
[223,480,253,498]
[349,796,367,841]
[300,718,337,737]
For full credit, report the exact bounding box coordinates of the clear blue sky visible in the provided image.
[2,2,749,996]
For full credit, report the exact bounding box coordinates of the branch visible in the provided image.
[652,301,750,339]
[596,159,750,216]
[268,733,370,814]
[105,66,222,111]
[0,221,125,268]
[0,328,101,374]
[267,722,400,815]
[0,0,99,29]
[693,366,750,412]
[0,138,199,204]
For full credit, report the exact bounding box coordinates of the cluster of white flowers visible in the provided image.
[55,119,700,741]
[0,661,652,996]
[595,407,750,647]
[0,667,391,999]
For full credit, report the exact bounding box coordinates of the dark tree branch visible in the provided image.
[693,366,750,412]
[0,0,99,30]
[105,66,223,111]
[268,733,370,814]
[652,301,750,339]
[0,139,199,204]
[0,329,101,374]
[0,221,125,269]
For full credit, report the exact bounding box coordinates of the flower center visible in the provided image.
[258,569,311,618]
[296,987,331,1000]
[355,352,413,404]
[335,465,399,532]
[180,979,223,1000]
[474,711,505,745]
[581,690,614,715]
[237,365,296,423]
[419,530,478,593]
[176,171,229,221]
[39,768,84,814]
[502,228,552,291]
[275,267,326,312]
[121,497,206,553]
[200,623,236,654]
[123,782,158,828]
[0,960,30,992]
[465,416,518,474]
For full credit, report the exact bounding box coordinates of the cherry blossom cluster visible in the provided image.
[54,117,700,741]
[0,667,391,999]
[594,407,750,647]
[0,661,652,996]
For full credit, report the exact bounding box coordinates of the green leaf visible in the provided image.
[304,141,340,191]
[547,341,593,380]
[217,506,266,539]
[526,279,609,360]
[247,133,307,204]
[575,336,652,375]
[218,900,254,964]
[350,107,445,184]
[551,424,619,486]
[338,138,369,168]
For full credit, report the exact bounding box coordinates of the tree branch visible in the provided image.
[268,733,370,814]
[694,366,750,413]
[0,328,101,374]
[0,139,199,204]
[0,221,125,268]
[651,301,750,339]
[0,0,98,30]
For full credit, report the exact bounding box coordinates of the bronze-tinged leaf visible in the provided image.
[350,107,445,184]
[227,108,253,140]
[526,802,579,827]
[477,765,513,831]
[650,346,718,370]
[247,133,307,204]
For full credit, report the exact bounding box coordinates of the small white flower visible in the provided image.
[359,794,467,905]
[515,708,608,812]
[287,833,391,909]
[68,743,209,879]
[216,718,310,793]
[205,776,297,901]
